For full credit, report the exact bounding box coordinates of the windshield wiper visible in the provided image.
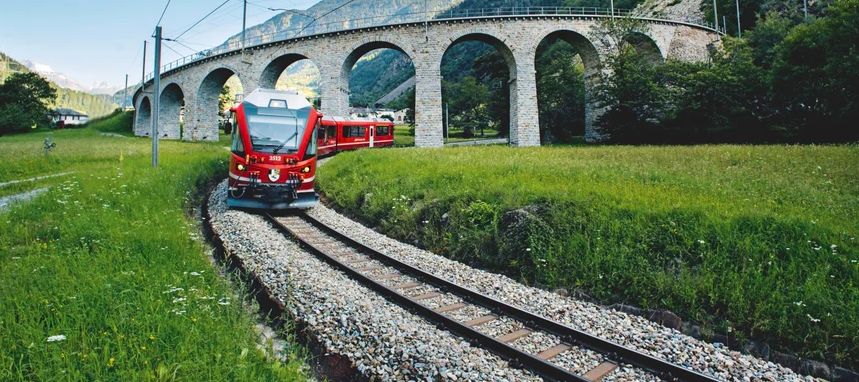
[273,132,298,154]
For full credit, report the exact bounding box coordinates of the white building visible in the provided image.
[52,108,89,126]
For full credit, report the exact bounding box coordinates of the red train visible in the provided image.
[227,88,395,210]
[318,117,395,156]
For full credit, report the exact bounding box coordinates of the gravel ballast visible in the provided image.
[305,202,822,382]
[208,182,540,381]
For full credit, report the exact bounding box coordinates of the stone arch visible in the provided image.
[624,32,664,64]
[536,29,603,142]
[187,67,243,141]
[260,53,318,89]
[336,40,417,114]
[135,96,152,136]
[159,82,184,139]
[440,32,518,144]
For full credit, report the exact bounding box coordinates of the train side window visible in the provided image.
[376,126,390,136]
[326,125,336,141]
[344,126,366,138]
[231,124,244,155]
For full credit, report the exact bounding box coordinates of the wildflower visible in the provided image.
[46,335,66,342]
[172,297,186,303]
[793,301,805,307]
[525,248,531,252]
[108,357,115,367]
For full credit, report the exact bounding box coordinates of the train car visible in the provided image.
[318,117,395,155]
[227,88,320,209]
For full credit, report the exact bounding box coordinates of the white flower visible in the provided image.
[697,240,705,244]
[793,301,806,307]
[46,335,66,342]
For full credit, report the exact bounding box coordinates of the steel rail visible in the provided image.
[265,212,721,382]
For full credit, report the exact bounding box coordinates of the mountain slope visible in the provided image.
[1,52,118,118]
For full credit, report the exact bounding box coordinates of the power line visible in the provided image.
[294,0,359,37]
[162,41,184,57]
[156,0,172,26]
[172,0,232,41]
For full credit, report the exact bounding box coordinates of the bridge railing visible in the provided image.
[142,6,719,84]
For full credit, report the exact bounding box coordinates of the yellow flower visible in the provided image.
[108,357,115,367]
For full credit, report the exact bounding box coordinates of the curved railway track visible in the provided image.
[265,212,722,382]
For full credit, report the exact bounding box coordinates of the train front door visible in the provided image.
[369,125,375,148]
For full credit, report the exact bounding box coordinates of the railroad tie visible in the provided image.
[536,343,571,360]
[373,273,401,281]
[434,302,467,313]
[392,281,421,290]
[496,328,532,343]
[463,314,497,327]
[356,265,383,273]
[411,291,441,301]
[583,361,618,382]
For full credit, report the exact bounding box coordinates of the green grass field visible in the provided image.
[0,113,310,380]
[318,145,859,368]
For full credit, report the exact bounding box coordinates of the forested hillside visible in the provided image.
[1,52,117,118]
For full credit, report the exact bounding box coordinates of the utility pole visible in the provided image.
[444,103,449,142]
[123,74,128,109]
[241,0,247,50]
[713,0,719,32]
[723,16,727,34]
[803,0,808,20]
[141,40,147,91]
[151,26,162,168]
[735,0,741,37]
[610,0,615,18]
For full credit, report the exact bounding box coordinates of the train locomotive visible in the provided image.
[227,88,320,209]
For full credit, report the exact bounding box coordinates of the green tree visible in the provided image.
[770,0,859,141]
[746,11,797,67]
[536,39,586,143]
[664,38,770,142]
[0,72,56,134]
[444,76,491,138]
[594,44,667,143]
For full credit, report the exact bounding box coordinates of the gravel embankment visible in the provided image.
[208,182,540,381]
[305,204,822,382]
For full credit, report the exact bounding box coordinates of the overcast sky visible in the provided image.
[0,0,320,90]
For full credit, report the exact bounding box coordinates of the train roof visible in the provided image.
[243,88,311,110]
[322,116,394,126]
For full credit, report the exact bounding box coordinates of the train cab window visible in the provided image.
[343,125,366,138]
[230,123,244,155]
[304,120,318,160]
[317,125,325,140]
[376,126,390,136]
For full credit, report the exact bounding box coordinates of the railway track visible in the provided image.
[266,212,721,382]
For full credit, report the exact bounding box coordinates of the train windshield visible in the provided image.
[245,103,310,154]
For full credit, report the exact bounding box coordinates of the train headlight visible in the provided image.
[237,163,246,171]
[269,168,281,182]
[301,166,311,174]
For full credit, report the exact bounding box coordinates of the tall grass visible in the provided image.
[0,113,309,380]
[318,145,859,368]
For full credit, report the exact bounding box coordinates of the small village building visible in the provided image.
[52,108,89,126]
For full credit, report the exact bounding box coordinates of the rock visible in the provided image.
[553,288,569,297]
[741,340,771,361]
[609,303,644,317]
[771,351,801,371]
[681,322,702,339]
[834,366,859,382]
[799,359,831,379]
[649,310,683,331]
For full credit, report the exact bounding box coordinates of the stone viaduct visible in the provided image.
[133,13,720,147]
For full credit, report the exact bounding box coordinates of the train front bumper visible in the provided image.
[227,174,318,209]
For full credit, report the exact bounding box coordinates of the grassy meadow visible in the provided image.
[317,145,859,367]
[0,113,310,380]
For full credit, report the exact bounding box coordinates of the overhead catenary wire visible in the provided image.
[172,0,233,41]
[155,0,172,26]
[293,0,360,37]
